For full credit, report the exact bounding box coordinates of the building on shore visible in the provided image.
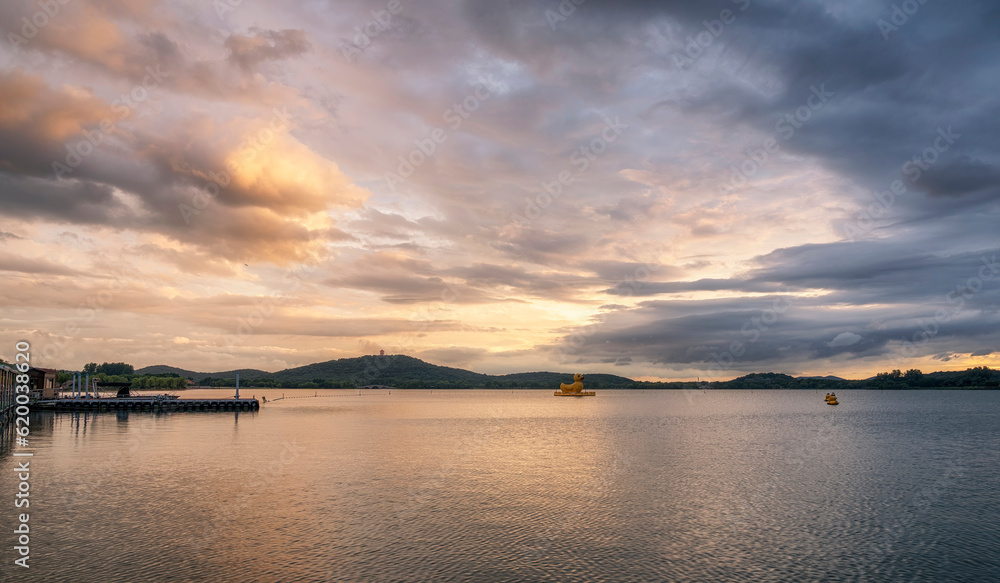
[28,367,58,399]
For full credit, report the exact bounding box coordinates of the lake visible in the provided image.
[2,389,998,582]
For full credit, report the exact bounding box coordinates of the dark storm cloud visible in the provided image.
[554,290,1000,372]
[918,156,1000,199]
[457,0,999,241]
[557,243,1000,367]
[538,0,1000,207]
[740,243,1000,319]
[559,236,1000,371]
[0,174,134,225]
[607,241,1000,300]
[455,0,1000,375]
[502,0,1000,374]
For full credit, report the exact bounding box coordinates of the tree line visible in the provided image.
[82,362,135,376]
[42,359,1000,390]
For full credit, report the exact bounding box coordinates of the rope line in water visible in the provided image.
[269,391,393,402]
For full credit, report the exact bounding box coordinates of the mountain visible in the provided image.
[140,355,636,389]
[275,354,488,386]
[134,365,273,379]
[136,358,999,390]
[135,365,195,377]
[494,371,637,388]
[272,355,637,389]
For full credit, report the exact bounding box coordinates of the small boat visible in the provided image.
[825,393,839,406]
[553,391,596,397]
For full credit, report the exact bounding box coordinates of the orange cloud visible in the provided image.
[222,126,368,214]
[0,69,109,143]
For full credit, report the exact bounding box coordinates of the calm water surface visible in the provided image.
[1,389,998,582]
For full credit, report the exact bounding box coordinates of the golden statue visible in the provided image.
[555,373,595,397]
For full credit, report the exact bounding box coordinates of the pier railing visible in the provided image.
[29,397,259,412]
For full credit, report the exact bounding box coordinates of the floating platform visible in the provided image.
[554,391,596,397]
[29,398,259,412]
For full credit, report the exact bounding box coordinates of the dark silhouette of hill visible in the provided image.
[135,365,271,379]
[136,358,999,390]
[138,355,635,389]
[495,371,638,388]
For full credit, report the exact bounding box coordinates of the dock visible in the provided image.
[30,397,259,412]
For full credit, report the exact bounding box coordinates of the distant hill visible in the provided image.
[136,358,998,390]
[140,355,636,389]
[134,365,272,379]
[495,371,635,388]
[703,368,999,390]
[270,355,635,389]
[275,354,488,387]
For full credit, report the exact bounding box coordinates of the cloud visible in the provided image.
[0,68,369,264]
[415,346,490,367]
[917,156,1000,198]
[225,29,311,72]
[828,332,862,348]
[145,113,368,215]
[0,69,111,174]
[0,253,88,276]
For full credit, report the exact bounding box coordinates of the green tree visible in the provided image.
[97,362,134,375]
[901,369,923,387]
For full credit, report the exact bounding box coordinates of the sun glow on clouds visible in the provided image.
[223,126,368,214]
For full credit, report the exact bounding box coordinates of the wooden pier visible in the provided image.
[30,397,259,412]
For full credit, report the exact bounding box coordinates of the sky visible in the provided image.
[0,0,998,381]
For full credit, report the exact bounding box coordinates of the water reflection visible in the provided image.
[0,390,998,582]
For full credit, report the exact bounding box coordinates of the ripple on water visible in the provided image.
[1,390,998,582]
